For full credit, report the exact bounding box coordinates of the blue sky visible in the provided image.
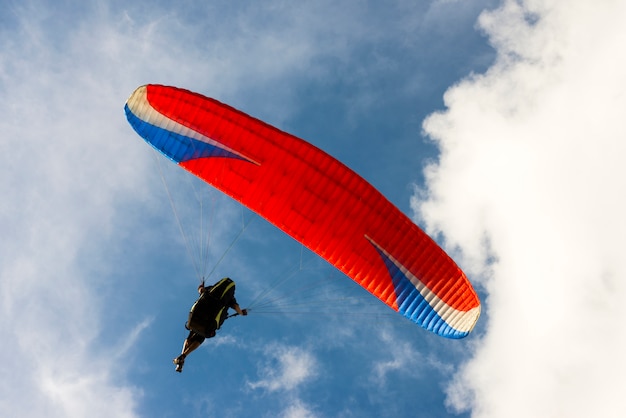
[2,1,626,417]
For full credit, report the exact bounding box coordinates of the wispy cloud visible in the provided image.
[280,399,318,418]
[370,329,424,385]
[247,344,320,418]
[0,4,170,417]
[248,344,318,392]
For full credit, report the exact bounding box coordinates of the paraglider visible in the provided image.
[125,84,480,339]
[173,277,248,372]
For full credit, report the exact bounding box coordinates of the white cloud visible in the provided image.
[248,344,318,393]
[0,5,166,417]
[247,344,319,418]
[414,0,626,417]
[280,400,318,418]
[370,329,424,385]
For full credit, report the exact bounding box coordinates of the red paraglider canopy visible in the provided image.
[125,85,480,338]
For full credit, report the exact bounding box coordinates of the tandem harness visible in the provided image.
[185,278,236,338]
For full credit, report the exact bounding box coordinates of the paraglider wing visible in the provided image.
[125,85,480,338]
